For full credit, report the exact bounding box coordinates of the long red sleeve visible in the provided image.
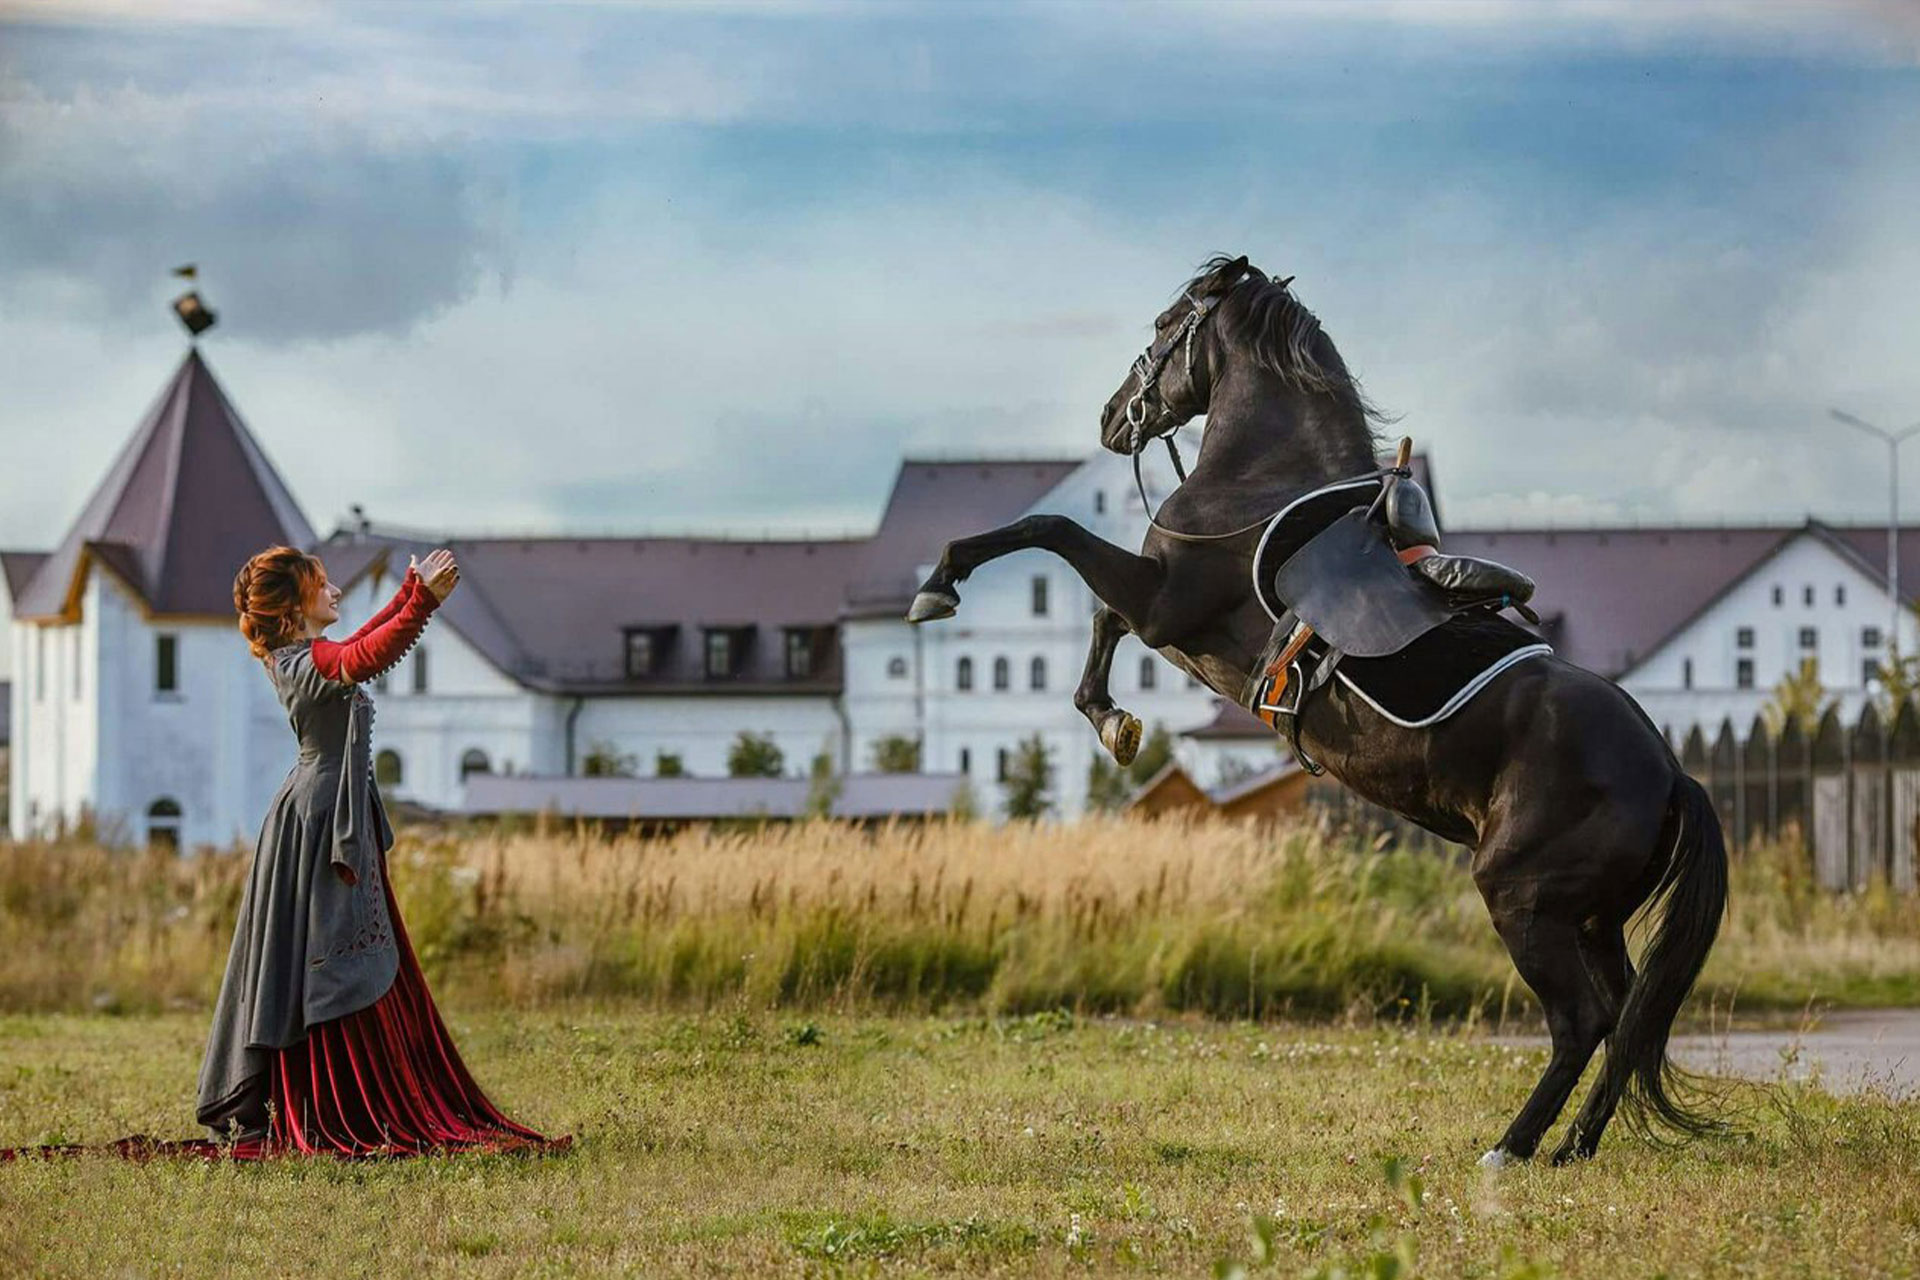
[312,576,440,684]
[339,566,421,646]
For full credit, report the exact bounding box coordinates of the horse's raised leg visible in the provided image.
[1074,606,1140,765]
[1478,905,1613,1167]
[1550,923,1635,1164]
[907,515,1164,628]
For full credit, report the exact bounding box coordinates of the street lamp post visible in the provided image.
[1832,409,1920,666]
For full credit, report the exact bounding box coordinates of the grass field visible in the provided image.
[3,1007,1918,1277]
[5,818,1918,1275]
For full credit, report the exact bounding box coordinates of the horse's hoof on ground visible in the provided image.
[1479,1148,1518,1170]
[905,590,959,624]
[1550,1143,1590,1167]
[1100,713,1142,766]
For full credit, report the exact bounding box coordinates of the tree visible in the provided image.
[1127,722,1173,787]
[1085,754,1133,812]
[869,734,921,773]
[581,740,637,778]
[804,750,842,819]
[654,751,686,778]
[1874,644,1920,719]
[727,731,785,778]
[1762,658,1834,736]
[1000,733,1056,819]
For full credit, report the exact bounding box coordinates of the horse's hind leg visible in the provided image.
[1550,923,1635,1165]
[1075,606,1141,764]
[1479,905,1614,1166]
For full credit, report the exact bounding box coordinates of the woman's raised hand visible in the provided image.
[411,548,461,602]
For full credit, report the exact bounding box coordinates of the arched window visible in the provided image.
[993,656,1010,690]
[959,747,972,774]
[460,748,491,781]
[886,656,908,679]
[375,749,404,787]
[1029,656,1046,691]
[146,797,182,850]
[411,647,429,694]
[956,657,973,691]
[1139,656,1157,691]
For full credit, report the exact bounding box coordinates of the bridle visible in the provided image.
[1122,266,1301,543]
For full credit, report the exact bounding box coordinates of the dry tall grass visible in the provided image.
[2,816,1915,1018]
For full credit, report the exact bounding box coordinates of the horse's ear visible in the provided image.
[1227,255,1250,280]
[1277,275,1295,290]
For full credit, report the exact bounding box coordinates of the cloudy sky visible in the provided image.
[2,0,1918,548]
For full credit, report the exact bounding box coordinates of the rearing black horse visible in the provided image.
[907,255,1727,1165]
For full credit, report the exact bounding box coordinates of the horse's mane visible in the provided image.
[1183,255,1389,435]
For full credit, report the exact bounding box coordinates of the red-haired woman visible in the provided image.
[196,545,564,1157]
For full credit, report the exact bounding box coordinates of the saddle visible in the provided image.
[1243,439,1540,772]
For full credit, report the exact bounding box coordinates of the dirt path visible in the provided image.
[1663,1008,1920,1096]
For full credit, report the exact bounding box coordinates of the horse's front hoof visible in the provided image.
[1478,1148,1520,1170]
[905,590,960,624]
[1100,712,1142,766]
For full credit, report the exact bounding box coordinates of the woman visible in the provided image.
[194,544,565,1157]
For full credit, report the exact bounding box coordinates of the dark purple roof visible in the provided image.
[0,552,48,602]
[15,351,313,620]
[316,457,1084,693]
[319,532,870,692]
[846,458,1080,613]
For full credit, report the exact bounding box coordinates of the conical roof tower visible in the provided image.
[15,350,314,620]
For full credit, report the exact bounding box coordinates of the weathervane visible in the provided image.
[169,263,217,338]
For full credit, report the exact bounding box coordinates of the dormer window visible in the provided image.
[623,625,679,679]
[703,626,752,679]
[784,627,828,679]
[706,629,735,678]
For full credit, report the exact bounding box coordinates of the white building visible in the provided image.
[5,346,1911,842]
[1447,521,1914,743]
[5,351,316,848]
[316,450,1223,819]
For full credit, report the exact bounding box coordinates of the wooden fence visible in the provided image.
[1306,698,1918,895]
[1680,701,1918,894]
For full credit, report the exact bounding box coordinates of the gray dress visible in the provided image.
[196,640,399,1137]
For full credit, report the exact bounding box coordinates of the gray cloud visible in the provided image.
[0,76,514,342]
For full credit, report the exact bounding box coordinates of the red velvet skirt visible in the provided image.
[5,879,567,1163]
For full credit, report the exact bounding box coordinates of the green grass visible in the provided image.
[3,1008,1918,1277]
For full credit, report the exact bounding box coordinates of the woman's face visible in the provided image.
[304,563,342,634]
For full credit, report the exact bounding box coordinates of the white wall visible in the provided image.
[1176,734,1287,790]
[1620,533,1909,740]
[570,693,845,783]
[326,572,547,811]
[902,452,1221,816]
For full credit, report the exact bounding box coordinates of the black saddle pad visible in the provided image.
[1251,477,1386,622]
[1335,613,1553,726]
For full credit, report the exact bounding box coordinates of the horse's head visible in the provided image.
[1099,255,1269,454]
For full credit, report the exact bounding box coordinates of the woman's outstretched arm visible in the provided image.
[312,548,459,684]
[338,564,422,646]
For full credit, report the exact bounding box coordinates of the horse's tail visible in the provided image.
[1605,772,1729,1137]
